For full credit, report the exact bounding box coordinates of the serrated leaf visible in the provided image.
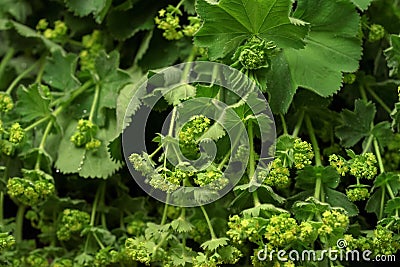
[335,99,376,147]
[43,50,80,91]
[106,1,155,40]
[391,102,400,131]
[55,120,122,179]
[94,51,131,125]
[350,0,374,10]
[384,197,400,216]
[171,218,194,233]
[266,51,296,114]
[164,84,196,106]
[242,204,288,217]
[285,0,362,96]
[371,121,394,149]
[366,188,384,217]
[374,173,400,195]
[324,188,359,217]
[296,166,340,190]
[291,197,330,221]
[10,21,62,52]
[194,0,308,60]
[198,123,226,142]
[65,0,107,18]
[384,34,400,77]
[200,237,228,251]
[16,84,51,122]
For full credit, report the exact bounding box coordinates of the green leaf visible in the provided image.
[171,218,194,233]
[366,188,383,217]
[55,119,122,179]
[374,173,400,195]
[10,21,63,52]
[197,123,226,142]
[350,0,374,10]
[370,121,394,149]
[291,197,330,221]
[324,188,359,217]
[242,204,288,217]
[335,100,376,147]
[200,237,228,251]
[94,51,131,125]
[64,0,107,18]
[43,50,80,91]
[391,102,400,131]
[384,34,400,77]
[163,84,196,106]
[296,166,340,190]
[384,197,400,216]
[266,51,296,114]
[15,84,51,122]
[285,0,362,96]
[194,0,308,60]
[106,1,155,40]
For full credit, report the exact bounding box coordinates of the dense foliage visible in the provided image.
[1,0,400,266]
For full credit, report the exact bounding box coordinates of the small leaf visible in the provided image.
[164,84,196,106]
[350,0,374,10]
[384,197,400,216]
[296,166,340,190]
[16,84,51,122]
[65,0,108,18]
[366,188,384,217]
[242,204,288,217]
[197,123,225,142]
[200,237,228,251]
[171,218,194,233]
[324,188,359,217]
[291,197,330,221]
[335,100,376,147]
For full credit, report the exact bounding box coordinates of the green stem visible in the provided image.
[0,48,15,83]
[359,86,368,102]
[24,116,51,131]
[93,232,105,250]
[280,114,288,135]
[362,135,374,154]
[200,206,216,239]
[89,83,100,122]
[248,121,255,181]
[0,191,3,226]
[386,184,396,199]
[35,120,53,170]
[35,54,48,84]
[160,194,170,225]
[305,115,323,201]
[253,190,261,207]
[90,184,103,226]
[373,139,385,173]
[365,86,392,113]
[50,80,93,109]
[15,205,26,243]
[379,187,385,220]
[149,145,163,159]
[6,60,40,94]
[292,110,304,137]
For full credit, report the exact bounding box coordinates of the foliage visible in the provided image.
[1,0,400,267]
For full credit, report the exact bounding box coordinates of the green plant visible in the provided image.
[0,0,400,266]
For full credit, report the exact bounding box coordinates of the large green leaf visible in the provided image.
[43,50,80,92]
[384,34,400,77]
[285,0,362,96]
[350,0,374,10]
[335,100,376,147]
[194,0,308,60]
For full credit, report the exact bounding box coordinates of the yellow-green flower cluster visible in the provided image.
[8,122,25,144]
[25,254,49,267]
[36,19,68,40]
[329,154,348,176]
[318,209,349,235]
[52,259,73,267]
[56,209,90,241]
[80,30,103,71]
[155,9,183,40]
[293,138,314,169]
[349,152,377,179]
[125,238,152,265]
[0,92,14,113]
[179,115,211,146]
[0,232,15,252]
[346,186,370,202]
[70,119,101,150]
[368,24,385,42]
[264,213,298,248]
[261,158,290,188]
[227,215,261,244]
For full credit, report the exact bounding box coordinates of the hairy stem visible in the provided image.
[0,47,15,83]
[6,60,40,95]
[89,83,100,122]
[292,110,304,137]
[35,120,53,170]
[280,113,288,135]
[200,206,216,239]
[15,205,26,243]
[161,194,170,225]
